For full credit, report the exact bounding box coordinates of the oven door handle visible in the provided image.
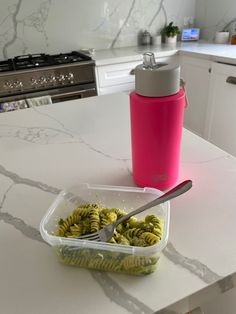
[51,88,96,100]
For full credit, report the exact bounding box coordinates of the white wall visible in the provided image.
[195,0,236,40]
[0,0,196,60]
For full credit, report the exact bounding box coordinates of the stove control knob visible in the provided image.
[3,81,12,89]
[68,72,74,80]
[65,72,74,83]
[13,80,23,89]
[39,76,47,84]
[58,74,65,82]
[48,75,56,84]
[31,78,38,86]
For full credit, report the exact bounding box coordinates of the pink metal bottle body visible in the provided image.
[130,88,186,191]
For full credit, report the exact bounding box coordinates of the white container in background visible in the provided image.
[165,35,177,45]
[214,31,229,44]
[152,35,162,46]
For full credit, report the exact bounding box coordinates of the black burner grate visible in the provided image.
[51,51,91,65]
[0,59,14,72]
[0,51,92,72]
[14,54,51,70]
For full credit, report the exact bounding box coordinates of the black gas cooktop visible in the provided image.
[0,51,92,73]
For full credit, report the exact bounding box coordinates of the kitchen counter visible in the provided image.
[1,93,236,314]
[94,41,236,65]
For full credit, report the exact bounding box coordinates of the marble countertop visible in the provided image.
[1,93,236,314]
[93,41,236,65]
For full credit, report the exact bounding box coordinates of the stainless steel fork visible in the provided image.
[76,180,192,242]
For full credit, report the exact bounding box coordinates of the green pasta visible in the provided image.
[54,203,164,275]
[55,246,160,275]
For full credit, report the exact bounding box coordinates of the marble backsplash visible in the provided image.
[0,0,196,60]
[195,0,236,41]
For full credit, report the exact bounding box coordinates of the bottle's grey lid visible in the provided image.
[135,52,180,97]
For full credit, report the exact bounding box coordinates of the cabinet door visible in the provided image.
[180,55,211,137]
[95,60,141,92]
[205,62,236,157]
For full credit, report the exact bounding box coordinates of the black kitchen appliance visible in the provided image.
[0,50,97,108]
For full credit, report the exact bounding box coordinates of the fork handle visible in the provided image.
[113,180,192,227]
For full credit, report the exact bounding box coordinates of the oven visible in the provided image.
[0,51,97,112]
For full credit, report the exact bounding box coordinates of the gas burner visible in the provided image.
[52,51,91,65]
[13,54,51,70]
[0,60,14,72]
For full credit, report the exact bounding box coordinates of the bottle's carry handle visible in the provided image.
[180,78,189,108]
[143,52,156,68]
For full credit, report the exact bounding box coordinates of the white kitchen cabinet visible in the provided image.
[95,55,179,95]
[205,61,236,157]
[180,55,211,137]
[95,60,141,95]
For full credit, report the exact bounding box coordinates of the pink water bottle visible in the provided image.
[130,52,186,190]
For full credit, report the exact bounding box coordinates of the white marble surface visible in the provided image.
[94,44,179,65]
[1,93,236,314]
[94,41,236,65]
[196,0,236,41]
[1,0,235,62]
[0,0,196,60]
[179,41,236,64]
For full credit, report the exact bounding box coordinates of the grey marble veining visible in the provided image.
[0,211,45,243]
[148,0,166,29]
[91,271,154,314]
[1,0,52,59]
[0,179,44,243]
[2,0,22,59]
[163,243,222,284]
[109,0,136,48]
[195,0,236,40]
[0,124,75,144]
[160,273,236,314]
[0,164,60,194]
[0,124,127,162]
[0,0,196,59]
[217,275,235,293]
[22,107,131,161]
[0,163,59,242]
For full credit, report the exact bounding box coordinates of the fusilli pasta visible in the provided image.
[54,203,164,275]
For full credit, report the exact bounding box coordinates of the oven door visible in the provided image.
[0,83,97,104]
[51,87,97,103]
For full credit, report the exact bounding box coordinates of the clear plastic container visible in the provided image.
[40,183,170,275]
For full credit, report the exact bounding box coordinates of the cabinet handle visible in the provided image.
[130,68,135,75]
[226,76,236,85]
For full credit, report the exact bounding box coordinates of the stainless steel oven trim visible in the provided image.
[51,88,96,99]
[50,88,97,103]
[0,83,97,103]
